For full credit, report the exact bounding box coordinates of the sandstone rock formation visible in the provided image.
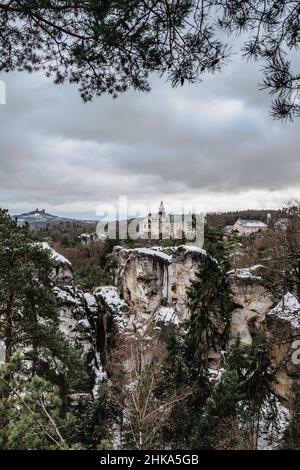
[229,265,274,347]
[3,240,299,446]
[265,293,300,402]
[42,243,300,410]
[114,245,207,322]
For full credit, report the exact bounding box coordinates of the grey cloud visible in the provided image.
[0,51,300,216]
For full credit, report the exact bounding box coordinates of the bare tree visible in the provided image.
[107,325,192,450]
[210,417,253,450]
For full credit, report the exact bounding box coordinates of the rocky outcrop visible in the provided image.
[264,293,300,402]
[45,243,300,447]
[42,245,99,393]
[114,249,300,406]
[42,243,94,352]
[41,242,74,284]
[229,265,274,346]
[114,245,207,322]
[3,237,297,448]
[116,247,170,322]
[45,243,300,409]
[23,242,300,447]
[45,247,137,396]
[229,267,300,405]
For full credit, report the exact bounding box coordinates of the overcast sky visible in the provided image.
[0,50,300,219]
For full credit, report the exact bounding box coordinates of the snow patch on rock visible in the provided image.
[154,306,180,326]
[178,245,207,256]
[257,398,290,450]
[84,292,98,313]
[53,286,81,305]
[40,242,72,266]
[228,265,265,280]
[95,286,126,310]
[92,351,107,397]
[268,292,300,328]
[134,248,172,262]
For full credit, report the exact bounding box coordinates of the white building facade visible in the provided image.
[232,219,268,236]
[139,202,194,240]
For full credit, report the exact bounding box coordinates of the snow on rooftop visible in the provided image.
[268,292,300,328]
[154,306,180,326]
[40,242,72,266]
[237,219,267,228]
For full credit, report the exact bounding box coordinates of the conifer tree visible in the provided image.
[188,368,243,448]
[0,209,84,388]
[162,251,231,448]
[0,1,299,119]
[0,362,77,450]
[0,209,88,449]
[186,254,231,373]
[227,339,278,449]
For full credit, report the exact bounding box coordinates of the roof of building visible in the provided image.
[236,219,268,228]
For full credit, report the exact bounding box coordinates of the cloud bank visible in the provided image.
[0,52,299,218]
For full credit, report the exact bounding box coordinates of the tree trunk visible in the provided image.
[4,293,14,363]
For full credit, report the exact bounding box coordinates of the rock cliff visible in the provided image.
[114,245,207,322]
[6,242,297,446]
[45,243,300,410]
[228,267,300,406]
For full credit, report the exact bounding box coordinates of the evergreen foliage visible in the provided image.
[0,358,77,449]
[0,208,296,449]
[0,209,91,448]
[0,2,299,119]
[186,254,231,372]
[73,390,117,449]
[76,266,112,291]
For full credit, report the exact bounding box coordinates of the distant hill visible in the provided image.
[13,207,287,229]
[13,209,95,227]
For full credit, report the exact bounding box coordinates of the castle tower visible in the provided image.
[159,201,166,217]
